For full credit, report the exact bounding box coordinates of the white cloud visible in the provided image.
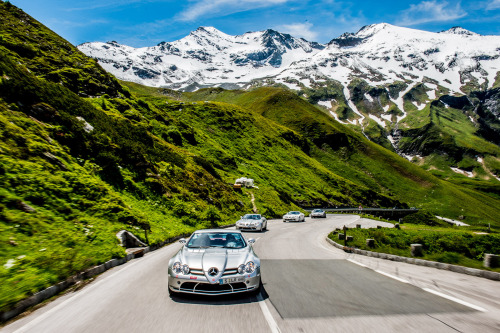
[396,1,467,26]
[276,22,319,41]
[179,0,290,21]
[487,0,500,10]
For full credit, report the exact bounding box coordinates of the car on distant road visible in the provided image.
[310,209,327,218]
[168,229,261,296]
[236,214,267,232]
[283,211,305,222]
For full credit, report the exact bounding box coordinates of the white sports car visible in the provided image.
[283,211,305,222]
[168,230,261,296]
[236,214,267,231]
[310,209,327,218]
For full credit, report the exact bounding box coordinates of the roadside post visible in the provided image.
[343,225,347,246]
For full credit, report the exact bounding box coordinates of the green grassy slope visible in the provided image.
[181,86,500,224]
[0,2,247,310]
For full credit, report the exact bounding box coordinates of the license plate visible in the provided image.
[220,277,245,284]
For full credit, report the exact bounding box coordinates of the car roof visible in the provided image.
[193,229,242,234]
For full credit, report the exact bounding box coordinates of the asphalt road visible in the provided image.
[2,215,500,333]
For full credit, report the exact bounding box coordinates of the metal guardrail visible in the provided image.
[304,208,419,213]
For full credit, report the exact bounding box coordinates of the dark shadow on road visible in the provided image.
[261,259,476,319]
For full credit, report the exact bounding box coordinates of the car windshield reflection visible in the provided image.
[186,232,247,249]
[242,214,261,219]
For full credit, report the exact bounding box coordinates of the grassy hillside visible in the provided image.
[180,86,500,224]
[0,2,247,311]
[297,76,500,188]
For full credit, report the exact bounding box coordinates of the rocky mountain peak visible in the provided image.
[439,26,479,36]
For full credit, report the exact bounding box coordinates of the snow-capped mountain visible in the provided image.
[78,23,500,94]
[78,23,500,181]
[78,26,324,90]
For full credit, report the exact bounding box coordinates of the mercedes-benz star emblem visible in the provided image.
[208,267,218,276]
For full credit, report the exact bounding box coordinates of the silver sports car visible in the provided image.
[310,209,327,218]
[235,214,267,231]
[283,211,305,222]
[168,229,261,296]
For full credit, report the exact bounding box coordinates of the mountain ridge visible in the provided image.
[78,23,500,93]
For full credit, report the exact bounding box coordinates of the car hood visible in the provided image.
[176,247,252,281]
[237,218,261,223]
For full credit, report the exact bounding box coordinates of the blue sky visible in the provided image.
[9,0,500,47]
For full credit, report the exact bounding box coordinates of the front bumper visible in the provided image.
[168,270,261,295]
[283,217,302,222]
[236,224,262,230]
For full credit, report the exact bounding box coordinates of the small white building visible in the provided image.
[235,177,254,188]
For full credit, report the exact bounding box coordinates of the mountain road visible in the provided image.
[2,215,499,333]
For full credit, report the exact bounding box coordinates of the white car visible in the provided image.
[310,209,327,218]
[168,230,261,296]
[283,211,305,222]
[236,214,267,232]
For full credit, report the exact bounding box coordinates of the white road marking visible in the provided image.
[374,269,410,284]
[346,258,487,313]
[11,247,170,333]
[423,288,487,312]
[257,294,281,333]
[346,258,368,268]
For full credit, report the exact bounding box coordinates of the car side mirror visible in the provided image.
[248,238,255,244]
[240,216,242,219]
[179,238,186,244]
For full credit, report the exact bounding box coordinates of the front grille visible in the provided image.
[179,282,249,294]
[190,268,204,276]
[222,268,238,276]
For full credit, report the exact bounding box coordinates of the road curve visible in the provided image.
[2,215,500,333]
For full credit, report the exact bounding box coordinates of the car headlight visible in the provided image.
[245,261,256,273]
[172,262,190,275]
[238,264,246,274]
[172,262,182,274]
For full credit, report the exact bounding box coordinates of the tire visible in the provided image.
[264,222,267,230]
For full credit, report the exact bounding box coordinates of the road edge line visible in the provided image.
[257,294,281,333]
[422,288,487,312]
[346,258,487,313]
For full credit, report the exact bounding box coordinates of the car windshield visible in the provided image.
[313,209,323,213]
[242,214,261,220]
[186,232,246,249]
[289,211,300,215]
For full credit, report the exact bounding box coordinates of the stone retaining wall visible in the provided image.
[325,237,500,281]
